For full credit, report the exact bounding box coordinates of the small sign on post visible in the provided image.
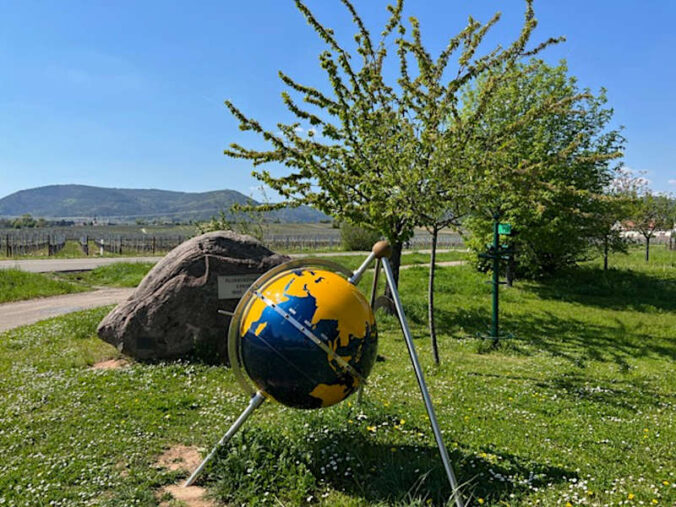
[498,223,512,235]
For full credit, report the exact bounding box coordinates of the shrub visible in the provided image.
[340,222,381,251]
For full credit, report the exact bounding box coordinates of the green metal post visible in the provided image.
[491,219,500,342]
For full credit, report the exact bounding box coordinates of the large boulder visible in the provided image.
[97,231,289,362]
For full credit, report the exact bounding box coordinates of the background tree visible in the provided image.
[339,222,381,251]
[223,0,558,289]
[591,193,629,271]
[462,59,624,277]
[12,214,38,229]
[631,192,673,261]
[592,167,648,270]
[198,198,267,241]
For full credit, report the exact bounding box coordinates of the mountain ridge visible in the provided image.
[0,184,327,223]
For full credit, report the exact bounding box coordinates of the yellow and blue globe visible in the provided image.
[237,267,377,409]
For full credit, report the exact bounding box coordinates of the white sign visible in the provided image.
[217,274,260,299]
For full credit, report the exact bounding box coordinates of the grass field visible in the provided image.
[56,262,157,289]
[0,252,466,303]
[0,247,673,505]
[0,269,86,303]
[0,263,156,303]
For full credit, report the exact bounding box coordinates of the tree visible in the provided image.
[198,199,267,242]
[461,59,624,277]
[223,0,559,290]
[631,192,673,261]
[592,194,629,271]
[12,214,37,229]
[593,167,647,271]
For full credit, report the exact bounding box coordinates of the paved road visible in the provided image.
[0,249,464,273]
[0,288,134,333]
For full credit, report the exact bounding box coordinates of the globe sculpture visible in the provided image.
[186,246,461,506]
[229,261,378,409]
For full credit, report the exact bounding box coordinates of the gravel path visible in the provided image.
[0,288,134,333]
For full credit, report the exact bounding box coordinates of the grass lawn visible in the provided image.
[0,269,86,303]
[56,262,157,289]
[315,250,468,271]
[0,253,464,303]
[0,248,673,505]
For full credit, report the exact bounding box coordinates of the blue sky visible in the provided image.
[1,0,675,200]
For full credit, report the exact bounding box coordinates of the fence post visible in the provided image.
[5,234,9,257]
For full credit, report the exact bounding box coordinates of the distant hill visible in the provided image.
[0,184,328,223]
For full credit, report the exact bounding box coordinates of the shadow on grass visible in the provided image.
[509,311,675,368]
[432,304,675,368]
[524,266,676,313]
[204,417,574,506]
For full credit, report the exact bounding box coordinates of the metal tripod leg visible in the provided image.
[184,391,266,487]
[381,258,464,507]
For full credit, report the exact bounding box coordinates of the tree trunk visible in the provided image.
[603,235,609,271]
[646,236,650,262]
[383,240,403,312]
[428,227,440,365]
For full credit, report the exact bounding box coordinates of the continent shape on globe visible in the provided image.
[239,268,378,409]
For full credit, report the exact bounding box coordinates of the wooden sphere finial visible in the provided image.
[372,240,391,259]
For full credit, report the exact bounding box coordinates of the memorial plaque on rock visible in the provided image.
[97,231,289,363]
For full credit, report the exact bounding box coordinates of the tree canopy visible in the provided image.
[461,59,624,276]
[223,0,560,281]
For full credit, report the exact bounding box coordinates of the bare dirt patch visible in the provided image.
[158,484,216,507]
[91,358,129,370]
[155,446,216,506]
[155,445,202,472]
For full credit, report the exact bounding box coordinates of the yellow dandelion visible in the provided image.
[366,425,376,432]
[651,500,658,505]
[663,480,670,486]
[587,490,593,496]
[628,493,635,500]
[348,419,353,424]
[480,452,488,458]
[478,499,484,505]
[399,419,406,425]
[565,502,573,507]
